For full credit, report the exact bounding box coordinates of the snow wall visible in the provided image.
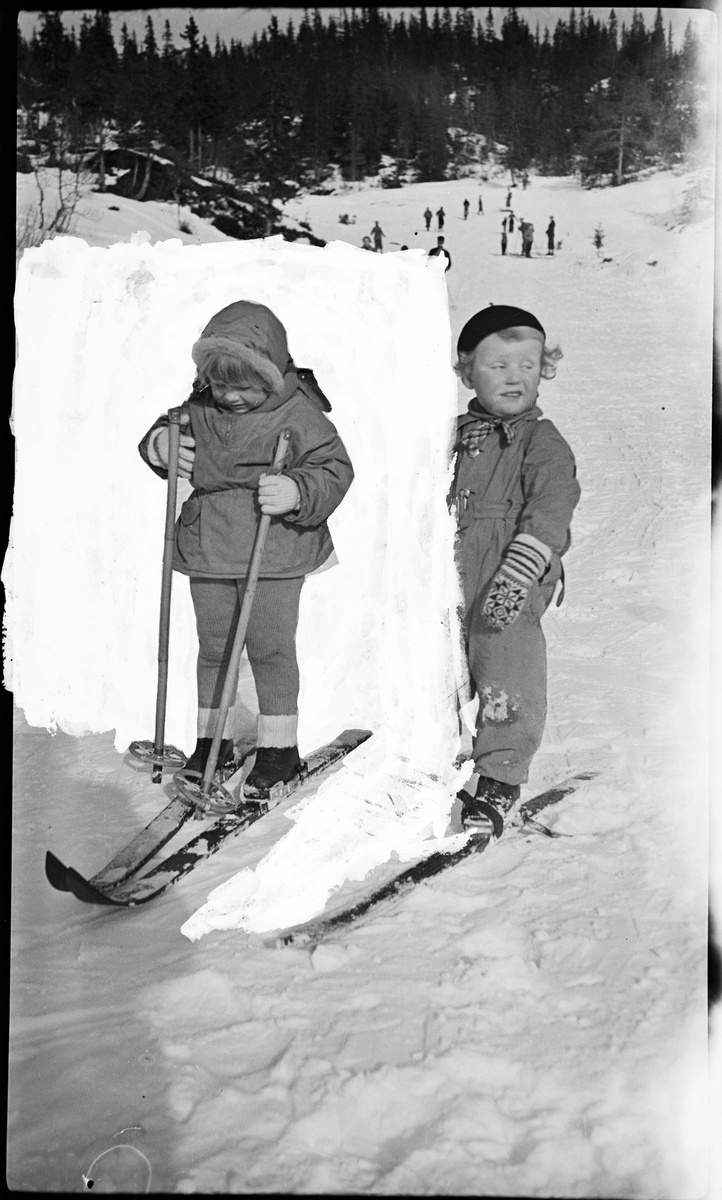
[8,233,471,934]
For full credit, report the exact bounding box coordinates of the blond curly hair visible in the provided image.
[454,326,563,381]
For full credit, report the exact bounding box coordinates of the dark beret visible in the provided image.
[457,304,545,353]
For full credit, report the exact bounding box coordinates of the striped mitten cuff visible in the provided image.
[498,536,550,586]
[482,536,551,629]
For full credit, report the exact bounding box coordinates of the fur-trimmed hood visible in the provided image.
[191,300,291,400]
[190,300,332,414]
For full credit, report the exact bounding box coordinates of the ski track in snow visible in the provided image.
[9,170,714,1195]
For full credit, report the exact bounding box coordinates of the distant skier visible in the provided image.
[500,221,508,256]
[546,217,556,255]
[520,219,534,257]
[463,198,470,220]
[506,189,512,207]
[478,193,484,214]
[450,304,580,835]
[522,170,529,190]
[371,221,385,252]
[361,236,374,251]
[424,207,433,230]
[508,213,515,234]
[138,301,354,800]
[428,235,451,271]
[436,206,445,231]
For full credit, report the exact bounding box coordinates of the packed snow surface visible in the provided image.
[10,232,465,933]
[9,169,716,1195]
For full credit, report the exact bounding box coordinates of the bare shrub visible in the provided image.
[16,162,91,260]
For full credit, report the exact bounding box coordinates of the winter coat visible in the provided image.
[138,302,354,580]
[451,402,580,611]
[428,246,452,271]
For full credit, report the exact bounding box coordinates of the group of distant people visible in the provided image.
[501,212,556,257]
[423,195,484,231]
[361,211,452,268]
[361,220,386,252]
[358,181,555,269]
[363,225,450,268]
[424,206,445,231]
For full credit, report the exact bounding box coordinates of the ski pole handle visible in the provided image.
[265,431,292,476]
[199,430,292,799]
[158,409,182,670]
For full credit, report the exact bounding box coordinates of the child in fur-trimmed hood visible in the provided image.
[139,300,354,798]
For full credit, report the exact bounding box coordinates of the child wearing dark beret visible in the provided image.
[451,304,581,836]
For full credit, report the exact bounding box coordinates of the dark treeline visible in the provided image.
[18,7,702,220]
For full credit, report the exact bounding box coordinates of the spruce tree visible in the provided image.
[17,6,708,210]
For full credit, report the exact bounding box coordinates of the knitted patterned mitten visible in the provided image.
[482,535,551,629]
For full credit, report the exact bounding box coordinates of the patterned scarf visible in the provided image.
[458,416,515,457]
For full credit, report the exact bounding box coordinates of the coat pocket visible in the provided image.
[528,553,562,616]
[540,551,562,589]
[179,495,201,526]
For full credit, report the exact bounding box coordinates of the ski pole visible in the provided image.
[129,407,186,782]
[178,429,292,813]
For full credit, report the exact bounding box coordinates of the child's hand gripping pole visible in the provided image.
[129,406,186,782]
[179,430,292,815]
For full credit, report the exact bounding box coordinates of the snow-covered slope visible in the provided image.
[9,169,716,1196]
[16,168,234,248]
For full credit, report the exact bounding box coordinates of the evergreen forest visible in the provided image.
[17,8,706,235]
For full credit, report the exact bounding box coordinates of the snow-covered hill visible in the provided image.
[9,168,717,1195]
[16,168,234,249]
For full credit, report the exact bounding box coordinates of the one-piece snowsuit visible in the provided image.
[451,402,580,784]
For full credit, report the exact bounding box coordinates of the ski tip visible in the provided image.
[46,851,120,905]
[338,729,373,746]
[45,850,72,892]
[64,865,127,907]
[46,854,129,907]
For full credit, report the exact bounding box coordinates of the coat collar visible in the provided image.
[457,400,543,431]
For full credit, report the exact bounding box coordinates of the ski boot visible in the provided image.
[173,738,240,816]
[458,776,521,839]
[181,737,235,780]
[244,745,302,802]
